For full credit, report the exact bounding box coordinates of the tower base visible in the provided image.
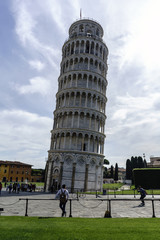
[45,151,104,192]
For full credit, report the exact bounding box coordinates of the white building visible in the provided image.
[45,18,108,192]
[147,156,160,168]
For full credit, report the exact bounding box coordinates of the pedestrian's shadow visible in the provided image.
[132,205,144,208]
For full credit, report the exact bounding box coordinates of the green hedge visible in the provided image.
[133,168,160,189]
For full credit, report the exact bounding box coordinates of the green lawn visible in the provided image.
[103,182,124,189]
[0,217,160,240]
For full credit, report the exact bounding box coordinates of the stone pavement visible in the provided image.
[0,189,160,218]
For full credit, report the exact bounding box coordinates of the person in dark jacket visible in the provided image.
[138,186,147,206]
[55,184,69,217]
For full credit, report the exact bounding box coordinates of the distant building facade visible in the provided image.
[45,18,108,192]
[0,160,32,182]
[147,156,160,168]
[31,169,45,182]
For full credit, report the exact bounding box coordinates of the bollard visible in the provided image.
[69,199,72,217]
[152,200,156,218]
[114,189,116,198]
[104,200,112,218]
[152,189,154,198]
[76,190,79,200]
[0,208,4,216]
[108,200,112,218]
[25,199,28,217]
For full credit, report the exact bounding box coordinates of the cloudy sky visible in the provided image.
[1,0,160,169]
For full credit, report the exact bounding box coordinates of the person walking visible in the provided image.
[55,184,69,217]
[138,186,147,206]
[0,182,2,195]
[8,183,12,194]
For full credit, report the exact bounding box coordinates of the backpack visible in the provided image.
[60,189,66,203]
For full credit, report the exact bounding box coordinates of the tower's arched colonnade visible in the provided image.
[45,19,108,192]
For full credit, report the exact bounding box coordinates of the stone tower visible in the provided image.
[45,18,108,192]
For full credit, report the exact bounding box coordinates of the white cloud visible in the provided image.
[29,60,45,71]
[15,76,51,96]
[119,0,160,71]
[12,0,60,69]
[0,109,52,168]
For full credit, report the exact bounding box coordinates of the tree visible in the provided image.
[103,167,108,178]
[104,159,110,165]
[114,163,118,181]
[110,165,114,178]
[131,156,138,169]
[126,155,147,182]
[126,159,132,180]
[137,156,144,168]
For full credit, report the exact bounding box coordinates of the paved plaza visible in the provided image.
[0,189,160,218]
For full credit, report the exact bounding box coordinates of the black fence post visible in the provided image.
[76,190,79,200]
[109,200,112,218]
[114,189,116,198]
[134,189,136,198]
[152,200,156,218]
[152,189,154,198]
[69,199,72,217]
[25,199,28,217]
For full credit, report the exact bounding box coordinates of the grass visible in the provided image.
[103,182,124,189]
[0,217,160,240]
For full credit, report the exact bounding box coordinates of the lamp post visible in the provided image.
[143,153,146,160]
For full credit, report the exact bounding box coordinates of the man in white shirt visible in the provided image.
[55,184,69,217]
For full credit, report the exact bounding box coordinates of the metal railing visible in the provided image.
[18,197,159,218]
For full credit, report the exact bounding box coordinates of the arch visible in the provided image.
[67,74,71,88]
[84,57,88,70]
[64,154,74,166]
[77,133,83,151]
[72,132,77,150]
[69,92,75,107]
[75,91,80,107]
[69,58,73,71]
[100,45,102,57]
[85,41,90,53]
[71,42,74,55]
[67,44,70,56]
[83,134,89,151]
[79,112,85,128]
[90,135,94,152]
[75,41,79,54]
[91,42,94,54]
[80,40,84,53]
[81,92,86,107]
[73,111,79,128]
[87,92,92,108]
[72,73,77,87]
[95,43,99,56]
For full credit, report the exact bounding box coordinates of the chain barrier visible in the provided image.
[77,199,103,209]
[0,199,21,206]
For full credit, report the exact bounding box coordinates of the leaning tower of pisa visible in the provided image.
[45,18,108,192]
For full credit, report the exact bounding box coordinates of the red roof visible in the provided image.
[0,160,32,166]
